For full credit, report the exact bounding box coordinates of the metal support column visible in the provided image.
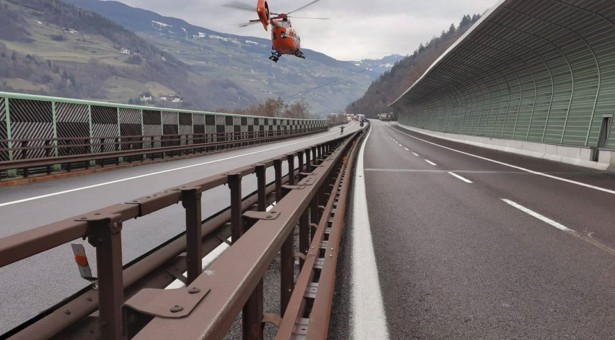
[228,174,243,243]
[297,151,304,174]
[182,188,203,283]
[305,148,312,172]
[242,164,268,340]
[276,158,293,316]
[86,214,124,340]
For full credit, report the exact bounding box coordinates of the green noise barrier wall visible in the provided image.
[391,0,615,161]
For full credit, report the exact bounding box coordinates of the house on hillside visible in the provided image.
[140,92,153,102]
[160,94,183,103]
[120,48,131,55]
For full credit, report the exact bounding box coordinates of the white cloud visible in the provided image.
[107,0,497,60]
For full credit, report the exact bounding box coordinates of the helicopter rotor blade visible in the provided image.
[239,19,261,27]
[286,0,320,15]
[224,1,255,12]
[288,16,330,20]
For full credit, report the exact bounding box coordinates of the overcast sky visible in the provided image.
[110,0,497,60]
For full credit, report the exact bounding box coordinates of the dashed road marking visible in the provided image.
[448,172,473,183]
[388,126,615,196]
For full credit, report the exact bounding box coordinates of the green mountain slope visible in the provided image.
[0,0,401,115]
[62,0,385,115]
[347,15,482,117]
[0,0,262,109]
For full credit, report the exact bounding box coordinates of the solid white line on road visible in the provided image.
[364,169,450,172]
[352,127,390,340]
[449,172,473,183]
[425,159,437,166]
[404,147,410,151]
[501,199,573,232]
[389,126,615,196]
[412,152,419,157]
[502,199,615,256]
[0,125,353,208]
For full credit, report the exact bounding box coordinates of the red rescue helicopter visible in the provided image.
[225,0,328,62]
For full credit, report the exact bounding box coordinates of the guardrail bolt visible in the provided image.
[170,305,184,313]
[188,287,201,294]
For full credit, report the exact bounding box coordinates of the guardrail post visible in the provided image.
[305,148,312,171]
[86,214,124,340]
[311,146,318,166]
[228,174,243,243]
[242,164,268,340]
[182,188,203,283]
[274,159,282,202]
[287,154,295,186]
[282,154,297,315]
[299,209,309,270]
[256,165,267,211]
[45,140,52,174]
[297,150,304,174]
[310,187,320,236]
[21,140,28,160]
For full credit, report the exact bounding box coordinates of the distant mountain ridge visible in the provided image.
[0,0,403,115]
[61,0,402,114]
[0,0,257,109]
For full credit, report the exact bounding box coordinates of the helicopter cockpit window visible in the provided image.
[278,20,290,28]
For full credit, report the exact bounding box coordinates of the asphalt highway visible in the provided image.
[344,120,615,339]
[0,122,358,335]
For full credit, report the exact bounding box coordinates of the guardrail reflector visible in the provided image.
[71,244,95,281]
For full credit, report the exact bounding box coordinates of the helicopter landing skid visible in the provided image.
[294,50,305,59]
[269,50,282,62]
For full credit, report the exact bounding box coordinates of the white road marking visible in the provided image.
[0,125,353,208]
[389,127,615,196]
[502,199,615,256]
[364,169,446,172]
[502,199,573,232]
[412,152,419,157]
[448,172,473,183]
[425,159,437,166]
[352,127,390,339]
[404,147,410,151]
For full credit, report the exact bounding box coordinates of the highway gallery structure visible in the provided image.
[391,0,615,171]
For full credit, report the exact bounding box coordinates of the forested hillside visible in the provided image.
[0,0,239,108]
[346,14,482,117]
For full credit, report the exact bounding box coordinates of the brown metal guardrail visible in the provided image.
[0,127,327,180]
[0,127,366,339]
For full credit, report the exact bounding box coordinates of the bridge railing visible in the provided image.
[0,127,327,180]
[0,127,366,339]
[0,91,329,180]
